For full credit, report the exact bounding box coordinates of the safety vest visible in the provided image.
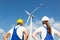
[11,27,24,40]
[44,26,54,40]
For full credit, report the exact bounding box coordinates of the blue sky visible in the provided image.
[0,0,60,40]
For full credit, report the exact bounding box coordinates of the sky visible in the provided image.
[0,0,60,40]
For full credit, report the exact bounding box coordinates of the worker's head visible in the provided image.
[17,19,24,26]
[42,16,49,24]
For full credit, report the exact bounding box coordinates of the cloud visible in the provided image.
[49,18,55,24]
[49,18,60,31]
[54,23,60,27]
[26,17,60,40]
[40,3,44,6]
[0,28,5,34]
[0,28,5,40]
[53,22,60,31]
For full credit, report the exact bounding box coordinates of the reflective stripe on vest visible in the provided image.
[11,28,24,40]
[44,26,54,40]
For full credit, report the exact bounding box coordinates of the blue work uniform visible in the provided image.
[11,27,24,40]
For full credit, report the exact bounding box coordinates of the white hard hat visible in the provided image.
[42,16,49,21]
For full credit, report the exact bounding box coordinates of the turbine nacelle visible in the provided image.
[30,14,34,18]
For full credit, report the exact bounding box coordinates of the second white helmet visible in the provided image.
[42,16,49,21]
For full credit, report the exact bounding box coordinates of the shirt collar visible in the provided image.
[43,24,47,28]
[15,25,20,29]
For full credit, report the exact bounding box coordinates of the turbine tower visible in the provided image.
[25,10,34,40]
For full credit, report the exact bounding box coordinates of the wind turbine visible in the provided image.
[25,1,47,40]
[25,6,39,40]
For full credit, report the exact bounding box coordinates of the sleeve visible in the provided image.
[35,27,41,33]
[52,27,59,34]
[22,27,27,31]
[32,27,42,36]
[7,28,13,35]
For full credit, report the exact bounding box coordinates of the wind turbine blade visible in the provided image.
[31,3,43,14]
[25,10,30,15]
[26,16,30,25]
[31,6,39,14]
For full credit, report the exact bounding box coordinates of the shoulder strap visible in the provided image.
[43,26,54,40]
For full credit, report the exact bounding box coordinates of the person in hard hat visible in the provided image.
[4,19,28,40]
[32,16,60,40]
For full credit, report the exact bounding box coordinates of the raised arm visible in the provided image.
[32,30,39,40]
[56,32,60,37]
[4,33,10,40]
[23,29,29,40]
[52,28,60,37]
